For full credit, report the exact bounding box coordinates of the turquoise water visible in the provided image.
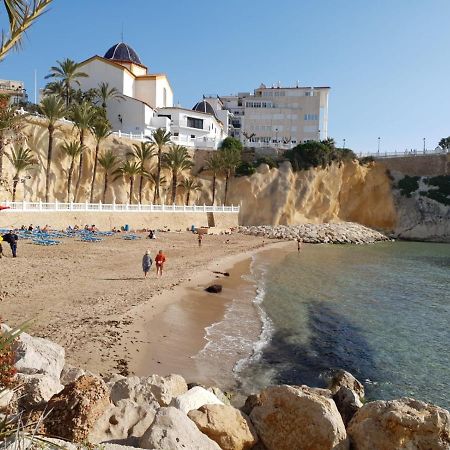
[237,242,450,410]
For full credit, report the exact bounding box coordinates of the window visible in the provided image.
[159,114,171,120]
[174,132,179,136]
[190,134,196,139]
[304,114,319,121]
[187,117,204,129]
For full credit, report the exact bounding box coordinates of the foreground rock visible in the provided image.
[171,386,224,414]
[16,372,63,407]
[326,369,365,399]
[239,222,389,244]
[250,385,348,450]
[44,375,110,442]
[189,404,258,450]
[139,406,221,450]
[347,398,450,450]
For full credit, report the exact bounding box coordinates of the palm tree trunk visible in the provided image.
[171,171,177,204]
[186,191,190,206]
[212,174,216,205]
[45,126,54,203]
[138,175,143,204]
[129,177,134,204]
[67,159,75,203]
[224,173,229,206]
[90,141,100,203]
[74,129,85,202]
[103,174,108,204]
[12,177,18,201]
[155,148,162,203]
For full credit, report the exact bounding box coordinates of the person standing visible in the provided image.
[155,250,166,277]
[142,250,153,278]
[198,232,203,247]
[297,237,303,252]
[0,235,3,258]
[2,230,18,257]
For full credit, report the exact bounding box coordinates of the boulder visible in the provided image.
[208,386,232,406]
[145,374,188,406]
[110,375,142,405]
[89,398,159,445]
[250,385,348,450]
[171,386,224,414]
[13,331,65,380]
[241,393,262,416]
[60,364,86,385]
[205,284,223,294]
[188,404,259,450]
[44,375,111,442]
[326,369,365,399]
[332,386,363,426]
[16,373,63,407]
[347,397,450,450]
[139,406,221,450]
[0,388,15,411]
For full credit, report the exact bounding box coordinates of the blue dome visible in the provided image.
[104,42,142,65]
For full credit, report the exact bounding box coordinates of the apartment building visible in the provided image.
[0,79,28,105]
[204,83,329,149]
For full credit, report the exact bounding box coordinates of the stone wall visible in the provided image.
[0,211,238,231]
[379,154,449,177]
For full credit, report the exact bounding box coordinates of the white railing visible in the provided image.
[0,201,240,214]
[358,148,448,159]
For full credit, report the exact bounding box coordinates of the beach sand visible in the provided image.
[0,230,286,384]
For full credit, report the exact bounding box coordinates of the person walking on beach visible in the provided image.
[297,237,303,252]
[198,232,203,247]
[142,250,153,278]
[155,250,166,277]
[0,235,3,258]
[2,230,18,257]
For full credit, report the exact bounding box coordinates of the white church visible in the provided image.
[77,42,228,149]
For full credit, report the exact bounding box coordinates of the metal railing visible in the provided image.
[0,201,239,213]
[359,148,448,159]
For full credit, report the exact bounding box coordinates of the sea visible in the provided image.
[196,241,450,410]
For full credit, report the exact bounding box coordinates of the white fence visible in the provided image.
[358,148,448,159]
[1,201,240,214]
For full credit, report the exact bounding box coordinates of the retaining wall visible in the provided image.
[379,154,449,176]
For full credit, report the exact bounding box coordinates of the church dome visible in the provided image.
[192,100,216,117]
[104,42,142,65]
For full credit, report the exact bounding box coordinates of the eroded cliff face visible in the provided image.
[220,161,397,230]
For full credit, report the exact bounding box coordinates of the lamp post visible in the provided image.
[343,138,346,149]
[377,137,381,155]
[275,128,279,148]
[423,137,426,153]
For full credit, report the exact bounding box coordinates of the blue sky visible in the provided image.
[2,0,450,153]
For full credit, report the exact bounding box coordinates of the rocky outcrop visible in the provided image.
[145,374,188,406]
[347,398,450,450]
[326,370,365,399]
[240,222,388,244]
[16,373,63,407]
[188,404,259,450]
[44,375,111,442]
[250,385,348,450]
[139,406,221,450]
[171,386,224,414]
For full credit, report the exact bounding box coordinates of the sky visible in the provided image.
[1,0,450,153]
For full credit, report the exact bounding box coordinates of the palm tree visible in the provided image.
[61,140,83,202]
[220,147,241,205]
[181,177,202,206]
[438,137,450,151]
[71,101,97,201]
[39,95,66,202]
[0,103,24,178]
[113,160,141,204]
[150,128,172,203]
[6,146,37,201]
[96,82,124,110]
[127,141,155,204]
[89,119,112,202]
[145,170,167,203]
[163,145,193,204]
[204,152,223,205]
[98,149,119,203]
[1,0,52,61]
[45,58,88,107]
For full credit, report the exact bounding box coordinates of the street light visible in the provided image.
[377,137,381,154]
[423,138,426,153]
[343,138,346,149]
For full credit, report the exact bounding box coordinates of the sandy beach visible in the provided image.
[0,230,287,384]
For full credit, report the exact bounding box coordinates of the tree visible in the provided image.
[181,177,202,206]
[71,101,97,201]
[438,137,450,150]
[127,141,155,204]
[39,95,66,202]
[45,58,88,107]
[89,119,112,202]
[61,140,83,202]
[6,146,37,201]
[150,128,172,203]
[145,170,167,203]
[203,152,223,205]
[0,100,24,178]
[113,160,141,204]
[96,82,124,110]
[0,0,52,61]
[98,149,119,203]
[163,145,193,204]
[220,147,241,205]
[220,136,243,153]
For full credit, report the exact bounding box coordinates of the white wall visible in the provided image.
[78,59,125,94]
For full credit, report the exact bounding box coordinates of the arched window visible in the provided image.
[163,88,167,107]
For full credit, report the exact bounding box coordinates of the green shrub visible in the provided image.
[397,175,420,197]
[255,156,278,169]
[235,161,256,177]
[423,175,450,205]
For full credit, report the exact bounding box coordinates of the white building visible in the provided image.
[203,83,330,149]
[0,79,28,105]
[77,42,226,149]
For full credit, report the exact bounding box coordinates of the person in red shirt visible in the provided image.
[155,250,166,277]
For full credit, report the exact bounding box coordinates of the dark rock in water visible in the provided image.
[332,386,362,426]
[205,284,222,294]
